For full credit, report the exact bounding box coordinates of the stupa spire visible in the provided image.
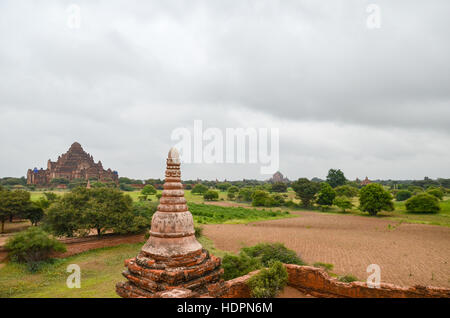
[116,148,224,298]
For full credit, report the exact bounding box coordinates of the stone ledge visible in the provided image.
[215,265,450,298]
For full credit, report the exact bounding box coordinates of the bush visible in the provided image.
[405,194,440,214]
[247,261,288,298]
[203,190,219,201]
[359,183,394,216]
[251,190,271,207]
[5,227,66,265]
[237,187,254,202]
[222,253,262,281]
[396,190,412,201]
[241,243,304,267]
[313,262,334,271]
[338,275,358,283]
[426,188,444,200]
[194,225,203,238]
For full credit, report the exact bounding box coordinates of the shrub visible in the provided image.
[241,243,304,267]
[396,190,412,201]
[338,275,358,283]
[359,183,394,216]
[313,262,334,271]
[333,196,353,212]
[194,225,203,238]
[405,194,440,214]
[203,190,219,201]
[251,190,271,207]
[43,192,59,202]
[237,187,254,202]
[426,188,444,200]
[247,261,288,298]
[271,194,285,206]
[222,253,262,281]
[5,227,66,265]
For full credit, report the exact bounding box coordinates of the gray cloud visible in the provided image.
[0,0,449,180]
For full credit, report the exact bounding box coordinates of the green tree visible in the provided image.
[84,188,134,236]
[191,184,208,195]
[333,196,353,212]
[216,182,232,192]
[291,178,320,207]
[44,187,140,237]
[359,183,394,216]
[227,186,239,200]
[141,184,157,195]
[316,183,336,210]
[203,190,219,201]
[0,189,32,233]
[334,185,359,198]
[405,194,440,214]
[20,202,44,226]
[326,169,347,188]
[237,187,254,202]
[270,182,288,193]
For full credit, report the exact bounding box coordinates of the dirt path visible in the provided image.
[204,211,450,288]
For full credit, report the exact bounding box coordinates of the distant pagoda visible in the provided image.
[26,142,118,185]
[116,148,224,298]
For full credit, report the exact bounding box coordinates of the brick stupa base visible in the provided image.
[116,148,225,298]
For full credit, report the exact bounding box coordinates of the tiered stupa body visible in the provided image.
[116,148,224,298]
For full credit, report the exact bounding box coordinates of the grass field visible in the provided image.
[0,235,225,298]
[189,203,295,224]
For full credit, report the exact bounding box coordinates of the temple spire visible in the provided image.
[116,148,224,298]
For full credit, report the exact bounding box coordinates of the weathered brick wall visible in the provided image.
[219,265,450,298]
[285,264,450,298]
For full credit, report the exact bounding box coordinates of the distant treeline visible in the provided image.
[1,175,450,192]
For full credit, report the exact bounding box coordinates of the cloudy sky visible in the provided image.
[0,0,449,181]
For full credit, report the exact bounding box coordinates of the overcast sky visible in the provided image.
[0,0,449,181]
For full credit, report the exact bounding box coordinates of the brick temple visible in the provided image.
[116,148,225,298]
[27,142,118,186]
